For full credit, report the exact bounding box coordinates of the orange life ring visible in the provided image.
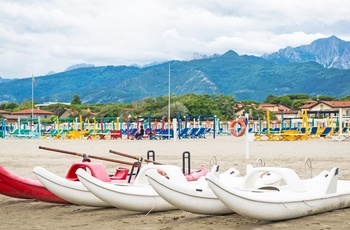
[230,118,246,137]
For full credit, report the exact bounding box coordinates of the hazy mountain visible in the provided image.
[46,71,56,75]
[0,77,11,84]
[262,36,350,69]
[64,63,95,72]
[1,36,350,104]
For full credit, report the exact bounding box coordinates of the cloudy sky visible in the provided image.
[1,0,350,79]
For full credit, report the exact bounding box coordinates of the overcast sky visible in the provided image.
[1,0,350,79]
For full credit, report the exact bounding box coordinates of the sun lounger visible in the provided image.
[308,127,318,139]
[317,127,332,139]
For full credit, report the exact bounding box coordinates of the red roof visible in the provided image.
[322,101,350,108]
[298,102,318,109]
[258,104,291,111]
[12,108,53,115]
[0,109,10,114]
[299,100,350,109]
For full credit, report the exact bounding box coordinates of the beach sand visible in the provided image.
[1,136,350,229]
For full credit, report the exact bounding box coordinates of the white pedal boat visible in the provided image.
[76,164,208,213]
[146,165,241,215]
[33,163,131,207]
[206,166,350,221]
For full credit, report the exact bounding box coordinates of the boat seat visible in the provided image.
[111,167,129,180]
[241,167,307,193]
[66,162,111,182]
[305,167,339,194]
[185,168,209,181]
[136,165,188,185]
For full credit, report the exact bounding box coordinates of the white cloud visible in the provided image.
[0,0,350,78]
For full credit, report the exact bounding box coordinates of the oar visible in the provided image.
[109,149,163,165]
[39,146,135,166]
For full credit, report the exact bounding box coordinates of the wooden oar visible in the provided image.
[39,146,135,166]
[109,149,163,165]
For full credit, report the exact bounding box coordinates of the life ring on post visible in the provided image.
[230,118,246,137]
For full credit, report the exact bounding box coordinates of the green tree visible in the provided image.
[0,102,19,111]
[71,94,82,105]
[159,101,189,118]
[264,94,277,104]
[311,95,337,101]
[47,104,66,116]
[98,104,123,117]
[291,100,306,110]
[16,99,33,111]
[280,96,292,108]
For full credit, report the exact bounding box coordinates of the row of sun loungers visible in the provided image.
[127,127,210,140]
[253,126,350,141]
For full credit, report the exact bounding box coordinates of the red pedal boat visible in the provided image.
[0,178,30,199]
[0,162,129,204]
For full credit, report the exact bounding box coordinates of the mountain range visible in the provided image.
[0,36,350,104]
[262,36,350,69]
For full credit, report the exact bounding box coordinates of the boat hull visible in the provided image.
[76,165,195,212]
[0,166,69,204]
[33,166,112,207]
[146,168,235,215]
[206,170,350,221]
[0,178,30,199]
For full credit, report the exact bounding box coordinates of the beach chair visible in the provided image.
[188,128,199,138]
[61,130,72,139]
[192,127,207,138]
[6,129,19,138]
[317,127,332,139]
[40,129,56,139]
[53,129,68,140]
[299,127,306,134]
[178,127,190,139]
[98,129,110,140]
[85,129,95,140]
[157,129,174,139]
[110,130,122,139]
[127,128,138,139]
[332,127,339,135]
[272,128,280,134]
[260,128,268,134]
[309,127,318,139]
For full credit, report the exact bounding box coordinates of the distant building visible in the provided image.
[257,104,299,120]
[59,108,97,119]
[0,109,11,116]
[298,100,350,117]
[5,108,53,123]
[233,103,299,120]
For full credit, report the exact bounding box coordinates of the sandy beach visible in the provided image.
[1,136,350,230]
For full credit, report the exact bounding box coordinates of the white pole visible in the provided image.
[168,62,171,139]
[31,74,34,118]
[245,113,250,160]
[173,118,177,141]
[339,108,343,134]
[31,74,34,131]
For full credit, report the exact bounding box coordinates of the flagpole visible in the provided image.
[31,74,34,119]
[168,62,170,139]
[31,74,34,131]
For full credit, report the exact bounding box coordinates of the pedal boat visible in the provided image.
[76,164,208,213]
[206,166,350,221]
[0,165,69,203]
[0,177,30,199]
[33,163,130,207]
[145,165,241,215]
